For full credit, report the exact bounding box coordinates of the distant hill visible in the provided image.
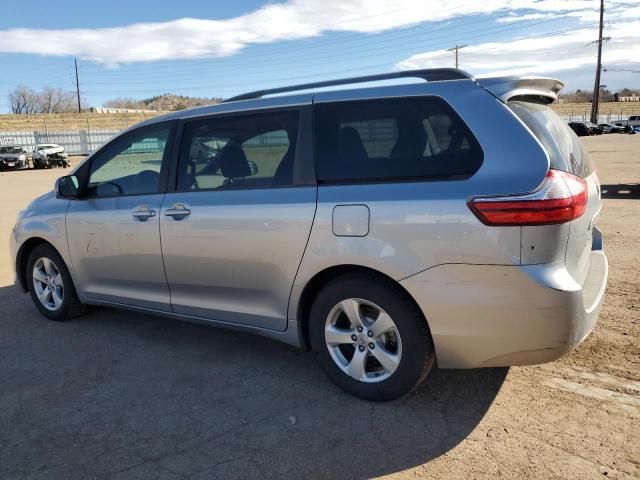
[104,93,222,112]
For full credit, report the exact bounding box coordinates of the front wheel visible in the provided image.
[26,244,87,320]
[309,273,435,401]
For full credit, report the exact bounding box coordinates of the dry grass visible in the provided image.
[0,112,163,131]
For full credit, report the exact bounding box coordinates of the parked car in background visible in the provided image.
[32,144,70,169]
[598,123,625,134]
[616,115,640,129]
[0,145,28,170]
[10,70,608,401]
[584,122,603,135]
[568,122,590,136]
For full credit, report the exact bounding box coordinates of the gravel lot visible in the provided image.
[0,135,638,479]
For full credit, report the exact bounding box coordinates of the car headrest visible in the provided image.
[339,127,368,163]
[218,143,251,178]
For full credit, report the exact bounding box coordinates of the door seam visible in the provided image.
[157,193,175,312]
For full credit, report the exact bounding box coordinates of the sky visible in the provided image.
[0,0,638,112]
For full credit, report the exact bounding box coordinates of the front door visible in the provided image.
[160,108,316,331]
[66,123,174,311]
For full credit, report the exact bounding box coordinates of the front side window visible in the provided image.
[88,125,170,197]
[177,110,299,191]
[314,97,483,182]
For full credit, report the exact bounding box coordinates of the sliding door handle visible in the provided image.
[132,205,156,221]
[165,203,191,219]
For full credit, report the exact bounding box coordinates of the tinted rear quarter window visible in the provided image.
[508,101,594,178]
[314,96,483,182]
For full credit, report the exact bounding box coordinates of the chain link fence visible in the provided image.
[558,111,638,123]
[0,129,120,155]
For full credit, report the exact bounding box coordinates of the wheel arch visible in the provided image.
[16,237,56,292]
[295,264,428,350]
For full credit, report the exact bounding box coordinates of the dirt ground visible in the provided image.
[0,135,638,479]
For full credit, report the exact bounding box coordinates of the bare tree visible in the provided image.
[38,87,76,113]
[8,85,79,114]
[9,85,39,114]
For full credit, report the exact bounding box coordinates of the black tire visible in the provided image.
[26,243,87,321]
[309,272,435,401]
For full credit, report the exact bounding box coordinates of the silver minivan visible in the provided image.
[10,69,608,401]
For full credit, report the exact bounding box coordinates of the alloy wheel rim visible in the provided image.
[324,298,402,383]
[32,257,64,311]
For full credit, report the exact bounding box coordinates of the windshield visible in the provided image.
[0,146,24,154]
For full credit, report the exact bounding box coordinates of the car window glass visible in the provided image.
[314,97,483,182]
[341,119,397,158]
[509,101,593,178]
[241,129,290,178]
[89,125,170,197]
[178,110,299,191]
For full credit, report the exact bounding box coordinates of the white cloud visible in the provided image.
[396,20,640,80]
[496,13,556,24]
[0,0,605,65]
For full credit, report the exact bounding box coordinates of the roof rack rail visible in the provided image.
[223,68,473,103]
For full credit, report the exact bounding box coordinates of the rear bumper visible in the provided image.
[400,245,608,369]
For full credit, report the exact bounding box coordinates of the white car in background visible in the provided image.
[32,144,70,169]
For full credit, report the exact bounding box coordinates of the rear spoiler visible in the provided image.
[476,76,565,105]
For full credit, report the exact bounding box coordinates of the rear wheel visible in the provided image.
[309,273,434,401]
[26,244,87,320]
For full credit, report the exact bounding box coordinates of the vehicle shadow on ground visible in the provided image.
[600,183,640,200]
[0,285,507,479]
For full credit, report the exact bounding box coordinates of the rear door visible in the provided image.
[160,106,316,331]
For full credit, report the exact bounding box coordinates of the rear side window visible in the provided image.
[314,97,483,183]
[508,101,594,178]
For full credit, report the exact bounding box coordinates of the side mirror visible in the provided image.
[55,175,80,198]
[248,160,259,176]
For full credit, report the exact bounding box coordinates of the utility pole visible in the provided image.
[446,44,468,69]
[74,57,82,113]
[590,0,605,124]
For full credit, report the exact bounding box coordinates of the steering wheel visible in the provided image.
[99,181,123,195]
[134,169,161,191]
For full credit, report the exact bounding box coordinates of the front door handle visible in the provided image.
[165,203,191,220]
[132,205,156,221]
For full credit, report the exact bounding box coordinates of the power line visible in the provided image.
[69,0,525,63]
[0,6,613,87]
[82,24,609,96]
[604,65,640,73]
[81,21,609,95]
[2,13,636,106]
[82,15,589,87]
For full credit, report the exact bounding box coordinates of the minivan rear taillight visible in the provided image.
[468,169,588,226]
